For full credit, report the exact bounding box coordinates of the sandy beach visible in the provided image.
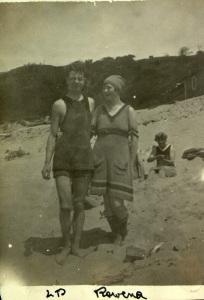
[0,96,204,286]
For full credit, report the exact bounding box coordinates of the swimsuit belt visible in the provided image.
[97,128,129,137]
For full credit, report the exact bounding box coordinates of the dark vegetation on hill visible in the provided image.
[1,52,204,122]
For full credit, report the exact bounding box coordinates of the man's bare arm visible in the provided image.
[88,97,95,115]
[42,101,62,179]
[147,146,157,162]
[170,146,176,162]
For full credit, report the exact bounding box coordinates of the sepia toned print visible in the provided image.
[0,1,204,295]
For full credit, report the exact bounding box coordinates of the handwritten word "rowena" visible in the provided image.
[94,287,147,299]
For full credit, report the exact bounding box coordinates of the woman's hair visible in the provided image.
[103,75,125,95]
[154,132,168,142]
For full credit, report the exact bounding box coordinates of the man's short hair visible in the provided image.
[155,132,168,142]
[64,61,86,78]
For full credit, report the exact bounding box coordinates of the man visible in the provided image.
[147,132,176,177]
[42,61,94,264]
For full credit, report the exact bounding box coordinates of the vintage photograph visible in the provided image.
[0,0,204,287]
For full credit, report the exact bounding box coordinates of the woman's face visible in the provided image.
[102,83,118,101]
[66,70,85,93]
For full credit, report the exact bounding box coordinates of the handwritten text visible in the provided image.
[94,286,147,299]
[46,288,66,298]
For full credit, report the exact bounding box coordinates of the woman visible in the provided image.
[91,75,138,245]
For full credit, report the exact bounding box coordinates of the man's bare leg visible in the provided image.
[60,208,72,245]
[55,176,72,265]
[72,206,85,256]
[71,175,89,256]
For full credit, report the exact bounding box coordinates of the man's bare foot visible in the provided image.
[55,247,71,265]
[71,245,84,257]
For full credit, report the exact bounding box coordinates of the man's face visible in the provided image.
[157,138,167,148]
[66,70,85,93]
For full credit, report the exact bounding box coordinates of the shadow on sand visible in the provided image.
[24,228,112,256]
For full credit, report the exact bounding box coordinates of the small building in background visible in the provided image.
[170,68,204,101]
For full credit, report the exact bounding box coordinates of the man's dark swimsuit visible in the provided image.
[53,95,94,178]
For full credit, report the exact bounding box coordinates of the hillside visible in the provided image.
[1,53,204,121]
[0,64,65,121]
[0,95,204,285]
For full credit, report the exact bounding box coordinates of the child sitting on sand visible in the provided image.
[147,132,176,177]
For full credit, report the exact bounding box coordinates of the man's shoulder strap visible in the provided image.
[83,95,95,113]
[83,95,90,112]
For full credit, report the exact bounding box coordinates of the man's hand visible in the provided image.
[156,154,165,159]
[42,163,51,180]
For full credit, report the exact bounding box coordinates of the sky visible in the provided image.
[0,0,204,72]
